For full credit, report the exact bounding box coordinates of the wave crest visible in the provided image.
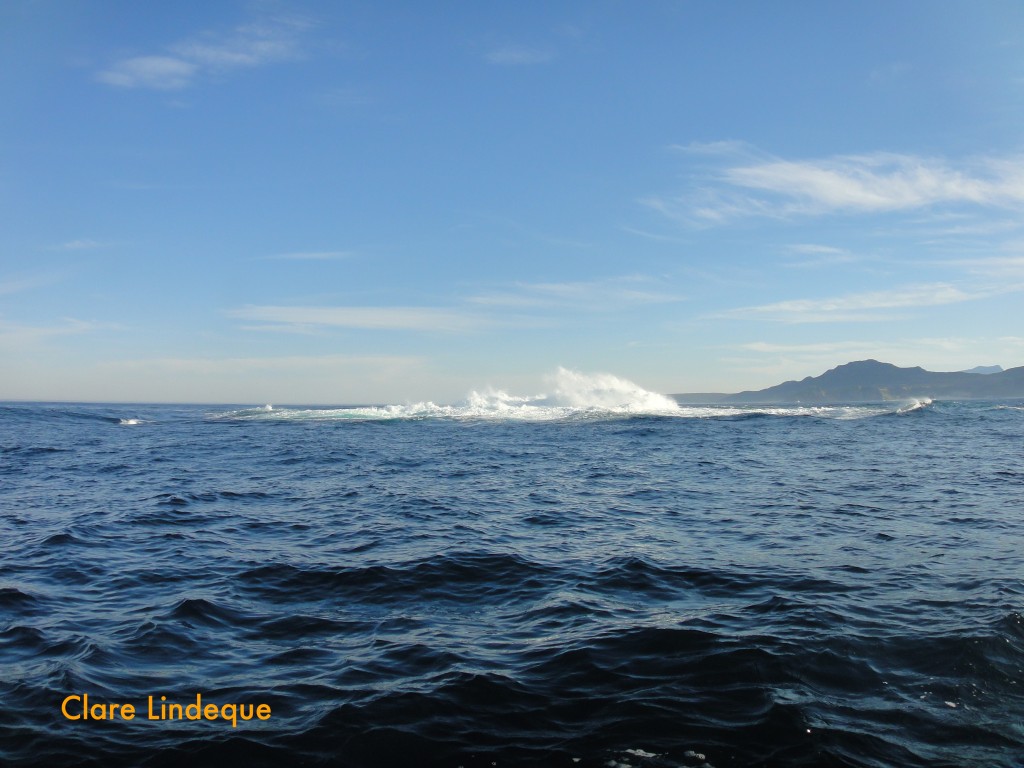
[454,368,680,418]
[210,369,679,422]
[897,397,933,414]
[206,370,941,423]
[540,367,680,411]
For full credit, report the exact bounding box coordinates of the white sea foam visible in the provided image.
[540,367,680,412]
[897,397,933,414]
[118,418,142,425]
[211,369,681,421]
[208,369,916,422]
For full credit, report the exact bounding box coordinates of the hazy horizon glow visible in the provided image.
[3,2,1024,404]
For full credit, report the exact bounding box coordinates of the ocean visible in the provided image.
[2,376,1023,767]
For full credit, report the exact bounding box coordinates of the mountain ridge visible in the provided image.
[673,360,1024,403]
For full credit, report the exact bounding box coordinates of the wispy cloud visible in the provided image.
[783,243,870,269]
[170,20,307,68]
[646,148,1024,225]
[789,243,847,255]
[105,353,421,376]
[619,226,691,244]
[0,318,114,345]
[56,238,106,250]
[262,251,354,261]
[941,254,1024,278]
[725,282,1004,324]
[467,275,683,310]
[0,273,61,295]
[723,154,1013,211]
[226,305,484,333]
[485,45,553,65]
[314,86,372,109]
[81,354,429,404]
[868,61,912,84]
[916,217,1022,240]
[97,18,310,90]
[227,276,673,337]
[668,140,764,158]
[738,338,974,356]
[97,56,198,90]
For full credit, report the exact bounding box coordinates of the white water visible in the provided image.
[539,367,680,411]
[209,369,922,422]
[212,369,681,421]
[896,397,933,414]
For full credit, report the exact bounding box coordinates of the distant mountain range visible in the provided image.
[674,360,1024,404]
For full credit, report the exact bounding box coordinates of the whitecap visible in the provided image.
[207,369,681,422]
[897,397,933,414]
[205,371,928,423]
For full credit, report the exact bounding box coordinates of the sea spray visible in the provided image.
[896,397,934,414]
[211,369,682,421]
[205,369,926,422]
[459,368,679,416]
[540,367,680,411]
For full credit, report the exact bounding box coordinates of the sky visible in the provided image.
[3,0,1024,404]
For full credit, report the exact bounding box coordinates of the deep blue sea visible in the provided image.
[2,388,1024,767]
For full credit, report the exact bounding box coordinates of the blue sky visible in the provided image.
[3,1,1024,403]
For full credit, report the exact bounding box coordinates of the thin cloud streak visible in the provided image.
[226,305,484,332]
[97,56,197,90]
[485,45,553,65]
[783,244,869,269]
[170,20,307,68]
[724,154,1004,211]
[725,282,1005,324]
[0,275,59,296]
[940,255,1024,278]
[0,318,114,345]
[97,18,310,90]
[262,251,354,261]
[789,243,847,255]
[739,338,977,356]
[648,149,1024,225]
[106,353,422,375]
[619,226,692,244]
[56,239,106,250]
[80,354,430,404]
[467,276,683,310]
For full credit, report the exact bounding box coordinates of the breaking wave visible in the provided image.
[212,368,682,422]
[208,369,941,423]
[896,397,933,414]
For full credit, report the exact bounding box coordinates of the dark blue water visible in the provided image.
[2,399,1023,767]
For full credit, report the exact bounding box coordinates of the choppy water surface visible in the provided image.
[1,393,1023,767]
